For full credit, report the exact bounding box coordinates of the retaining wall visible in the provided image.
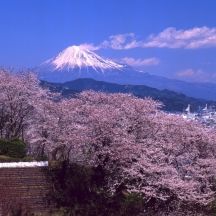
[0,162,51,214]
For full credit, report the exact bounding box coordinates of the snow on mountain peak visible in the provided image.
[46,45,123,71]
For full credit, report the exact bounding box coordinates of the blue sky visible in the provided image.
[0,0,216,82]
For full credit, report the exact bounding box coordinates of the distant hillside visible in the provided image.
[41,78,215,112]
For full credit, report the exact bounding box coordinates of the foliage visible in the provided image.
[49,162,146,216]
[0,139,27,158]
[0,155,34,162]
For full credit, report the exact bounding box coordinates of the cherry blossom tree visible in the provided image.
[1,69,216,208]
[0,69,52,140]
[28,90,216,206]
[72,92,216,206]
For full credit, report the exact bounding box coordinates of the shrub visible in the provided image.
[0,139,27,158]
[49,161,146,216]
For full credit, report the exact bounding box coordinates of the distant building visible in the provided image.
[181,104,216,128]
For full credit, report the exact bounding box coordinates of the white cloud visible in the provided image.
[82,27,216,50]
[176,69,216,82]
[176,69,199,78]
[79,43,100,51]
[100,33,139,50]
[144,27,216,49]
[80,33,140,51]
[120,57,160,67]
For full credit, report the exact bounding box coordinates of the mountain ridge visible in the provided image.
[41,78,215,112]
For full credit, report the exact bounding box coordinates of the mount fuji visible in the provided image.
[37,45,216,101]
[37,45,128,83]
[37,45,158,85]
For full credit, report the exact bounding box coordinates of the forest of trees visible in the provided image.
[1,69,216,215]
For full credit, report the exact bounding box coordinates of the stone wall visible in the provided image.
[0,166,51,214]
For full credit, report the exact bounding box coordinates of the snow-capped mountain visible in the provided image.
[37,45,216,101]
[45,45,124,71]
[37,45,127,82]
